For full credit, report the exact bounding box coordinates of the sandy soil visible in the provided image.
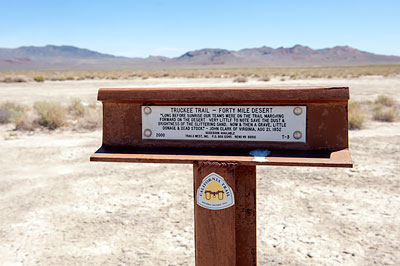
[0,77,399,265]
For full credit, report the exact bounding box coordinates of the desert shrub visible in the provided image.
[375,95,396,107]
[2,77,13,83]
[1,76,27,83]
[348,101,365,130]
[0,108,11,124]
[372,95,398,122]
[0,102,25,124]
[13,76,27,82]
[258,76,270,82]
[373,106,398,122]
[69,98,85,117]
[233,77,248,83]
[34,76,45,82]
[14,109,38,131]
[33,101,66,129]
[84,74,95,80]
[78,107,102,130]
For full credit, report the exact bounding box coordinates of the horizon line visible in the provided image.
[2,43,400,58]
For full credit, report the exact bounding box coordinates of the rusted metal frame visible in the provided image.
[90,148,352,167]
[98,87,349,102]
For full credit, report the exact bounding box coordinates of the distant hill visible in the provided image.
[172,45,400,67]
[1,44,399,70]
[0,45,116,59]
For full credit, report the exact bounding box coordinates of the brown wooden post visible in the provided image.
[194,161,257,266]
[235,164,257,265]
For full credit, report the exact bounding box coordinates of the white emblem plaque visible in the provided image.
[142,105,306,142]
[197,172,234,210]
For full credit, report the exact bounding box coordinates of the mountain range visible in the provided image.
[1,44,399,70]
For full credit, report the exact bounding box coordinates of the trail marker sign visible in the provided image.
[91,86,352,265]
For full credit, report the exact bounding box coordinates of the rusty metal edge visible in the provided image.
[97,86,349,102]
[90,148,353,168]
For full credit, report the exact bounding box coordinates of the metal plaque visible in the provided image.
[142,106,306,142]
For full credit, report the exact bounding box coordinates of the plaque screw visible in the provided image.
[143,106,152,115]
[144,129,152,137]
[293,131,302,139]
[293,107,303,115]
[143,106,151,115]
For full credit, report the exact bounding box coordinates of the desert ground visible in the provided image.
[0,76,399,265]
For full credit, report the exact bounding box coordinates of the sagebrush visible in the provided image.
[34,101,66,129]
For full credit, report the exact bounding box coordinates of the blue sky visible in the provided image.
[1,0,399,57]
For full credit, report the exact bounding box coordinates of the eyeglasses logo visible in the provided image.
[204,190,224,200]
